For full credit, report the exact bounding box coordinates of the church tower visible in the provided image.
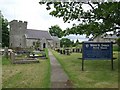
[9,20,27,48]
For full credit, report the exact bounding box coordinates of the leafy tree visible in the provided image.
[71,40,75,46]
[60,38,72,47]
[39,2,120,37]
[0,11,9,47]
[76,39,79,45]
[49,25,63,38]
[116,38,120,47]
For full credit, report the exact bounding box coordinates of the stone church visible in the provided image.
[9,20,60,49]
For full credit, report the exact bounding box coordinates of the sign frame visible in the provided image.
[82,42,113,71]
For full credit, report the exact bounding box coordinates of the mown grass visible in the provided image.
[113,45,119,51]
[51,50,118,88]
[2,48,50,88]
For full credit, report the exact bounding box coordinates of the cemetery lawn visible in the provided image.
[2,49,51,88]
[51,50,118,88]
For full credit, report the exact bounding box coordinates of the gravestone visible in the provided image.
[10,52,15,63]
[73,49,74,52]
[57,49,60,53]
[4,47,8,58]
[77,48,80,53]
[80,48,82,53]
[76,48,78,52]
[60,50,63,54]
[66,49,70,55]
[63,49,65,54]
[75,48,77,52]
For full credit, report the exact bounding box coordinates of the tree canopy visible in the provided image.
[0,11,9,47]
[39,1,120,37]
[116,38,120,47]
[49,25,63,38]
[60,38,72,47]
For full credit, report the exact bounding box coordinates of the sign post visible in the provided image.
[82,42,113,71]
[82,58,84,71]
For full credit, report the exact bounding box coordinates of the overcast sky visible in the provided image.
[0,0,90,42]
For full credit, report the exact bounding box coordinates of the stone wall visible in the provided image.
[26,39,38,48]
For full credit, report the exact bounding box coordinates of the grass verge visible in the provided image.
[51,50,118,88]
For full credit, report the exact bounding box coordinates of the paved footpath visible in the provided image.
[48,50,73,88]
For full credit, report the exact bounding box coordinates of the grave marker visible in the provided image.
[10,52,15,63]
[4,47,8,58]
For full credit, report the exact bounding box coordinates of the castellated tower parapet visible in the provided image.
[9,20,27,48]
[9,20,27,35]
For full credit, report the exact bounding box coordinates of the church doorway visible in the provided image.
[43,43,46,48]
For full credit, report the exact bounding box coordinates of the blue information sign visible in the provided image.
[82,42,113,60]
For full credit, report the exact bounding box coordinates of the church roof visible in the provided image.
[52,36,60,41]
[26,29,52,40]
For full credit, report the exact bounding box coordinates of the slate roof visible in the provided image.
[26,29,52,40]
[52,36,60,41]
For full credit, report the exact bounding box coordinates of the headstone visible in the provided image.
[57,49,60,53]
[10,52,15,63]
[76,48,78,52]
[66,49,70,55]
[80,48,82,53]
[60,49,63,54]
[58,49,60,53]
[73,49,74,52]
[4,47,8,58]
[75,48,77,52]
[77,48,80,53]
[63,49,65,54]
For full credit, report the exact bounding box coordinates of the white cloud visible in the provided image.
[0,0,78,30]
[0,0,89,41]
[63,34,89,42]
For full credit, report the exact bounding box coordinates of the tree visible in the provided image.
[0,11,9,47]
[76,39,79,45]
[49,25,63,38]
[39,2,120,37]
[60,38,72,47]
[116,38,120,47]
